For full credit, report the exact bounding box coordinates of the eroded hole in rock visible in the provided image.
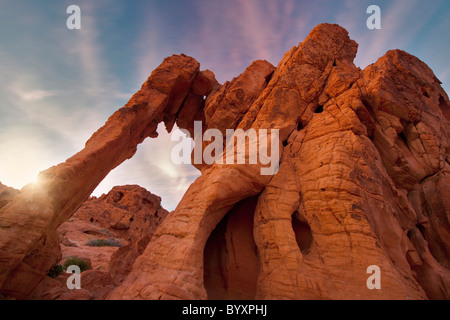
[203,195,260,300]
[398,131,408,145]
[113,191,124,202]
[291,212,313,255]
[283,140,288,147]
[407,229,413,239]
[421,88,430,98]
[314,105,324,114]
[297,122,303,131]
[416,223,426,237]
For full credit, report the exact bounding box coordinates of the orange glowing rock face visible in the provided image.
[1,23,449,300]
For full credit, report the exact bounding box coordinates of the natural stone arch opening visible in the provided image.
[92,122,199,211]
[0,54,207,298]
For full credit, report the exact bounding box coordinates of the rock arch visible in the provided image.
[1,24,449,300]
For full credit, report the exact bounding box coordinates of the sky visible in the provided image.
[0,0,449,210]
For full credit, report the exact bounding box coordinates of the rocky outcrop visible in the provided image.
[0,55,205,299]
[57,216,122,271]
[27,185,168,300]
[73,185,169,285]
[108,24,450,300]
[0,23,448,300]
[74,185,168,242]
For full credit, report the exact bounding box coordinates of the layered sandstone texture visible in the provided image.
[0,23,449,300]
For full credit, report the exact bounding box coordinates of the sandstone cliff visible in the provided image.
[0,23,449,300]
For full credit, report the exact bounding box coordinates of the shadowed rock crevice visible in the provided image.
[314,105,324,114]
[291,212,313,255]
[418,179,450,270]
[203,195,259,300]
[406,225,450,299]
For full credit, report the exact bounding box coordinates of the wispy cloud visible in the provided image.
[0,0,130,189]
[1,0,449,209]
[119,0,308,209]
[191,0,301,82]
[350,0,443,69]
[10,86,60,102]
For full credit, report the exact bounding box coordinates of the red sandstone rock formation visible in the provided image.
[73,185,169,286]
[0,54,201,299]
[26,185,167,300]
[108,24,450,300]
[0,23,449,300]
[57,216,121,271]
[74,185,168,242]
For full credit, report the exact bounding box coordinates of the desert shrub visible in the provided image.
[62,256,91,272]
[47,264,63,278]
[85,238,122,247]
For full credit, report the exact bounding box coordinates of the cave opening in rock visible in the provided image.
[314,105,324,114]
[203,195,260,300]
[292,212,313,255]
[398,131,408,145]
[421,88,430,98]
[113,191,124,202]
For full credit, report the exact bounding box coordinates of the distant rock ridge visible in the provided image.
[27,185,168,300]
[73,185,169,288]
[0,23,449,300]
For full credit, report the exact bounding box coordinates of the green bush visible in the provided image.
[47,264,63,278]
[62,256,91,272]
[85,238,122,247]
